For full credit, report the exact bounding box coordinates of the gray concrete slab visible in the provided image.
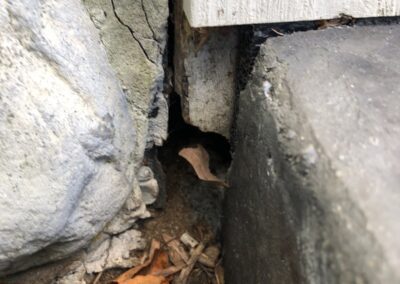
[224,24,400,283]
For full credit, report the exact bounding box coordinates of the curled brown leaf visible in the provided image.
[178,145,228,188]
[114,239,161,284]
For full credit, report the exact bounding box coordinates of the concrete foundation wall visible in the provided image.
[224,24,400,283]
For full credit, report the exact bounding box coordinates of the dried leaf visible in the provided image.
[152,265,186,278]
[178,145,228,188]
[148,251,169,275]
[122,275,167,284]
[114,239,161,284]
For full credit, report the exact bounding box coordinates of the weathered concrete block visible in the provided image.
[225,24,400,283]
[174,0,237,138]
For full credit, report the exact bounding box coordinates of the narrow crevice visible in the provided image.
[138,93,232,284]
[110,0,156,65]
[156,92,231,233]
[161,0,176,95]
[141,4,230,273]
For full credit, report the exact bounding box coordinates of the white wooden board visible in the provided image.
[183,0,400,27]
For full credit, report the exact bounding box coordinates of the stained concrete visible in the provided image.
[224,24,400,283]
[174,0,237,138]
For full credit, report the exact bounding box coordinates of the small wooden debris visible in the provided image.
[198,245,220,268]
[176,243,206,284]
[215,263,224,284]
[180,232,199,249]
[92,271,103,284]
[271,28,284,36]
[114,231,223,284]
[163,234,189,265]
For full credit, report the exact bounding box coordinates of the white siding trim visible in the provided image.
[183,0,400,27]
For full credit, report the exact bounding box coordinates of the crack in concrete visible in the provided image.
[102,240,111,271]
[141,0,159,44]
[110,0,156,65]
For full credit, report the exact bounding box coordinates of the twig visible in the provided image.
[176,243,205,284]
[271,28,284,36]
[215,263,224,284]
[92,271,103,284]
[163,233,189,265]
[198,246,220,268]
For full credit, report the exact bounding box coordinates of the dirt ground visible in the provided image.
[93,97,231,284]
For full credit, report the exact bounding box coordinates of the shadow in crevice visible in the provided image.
[157,93,231,239]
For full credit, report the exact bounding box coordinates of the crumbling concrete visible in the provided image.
[224,24,400,283]
[174,0,237,138]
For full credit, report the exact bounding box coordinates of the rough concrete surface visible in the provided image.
[224,24,400,283]
[83,0,169,165]
[184,28,237,138]
[79,3,170,271]
[174,0,237,138]
[0,0,141,276]
[83,229,145,274]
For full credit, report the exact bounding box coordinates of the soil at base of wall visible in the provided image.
[92,94,231,284]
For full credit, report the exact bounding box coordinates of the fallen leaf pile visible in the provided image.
[113,232,224,284]
[178,145,229,188]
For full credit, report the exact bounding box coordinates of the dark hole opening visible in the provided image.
[140,93,231,283]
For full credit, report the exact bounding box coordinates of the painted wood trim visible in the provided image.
[183,0,400,27]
